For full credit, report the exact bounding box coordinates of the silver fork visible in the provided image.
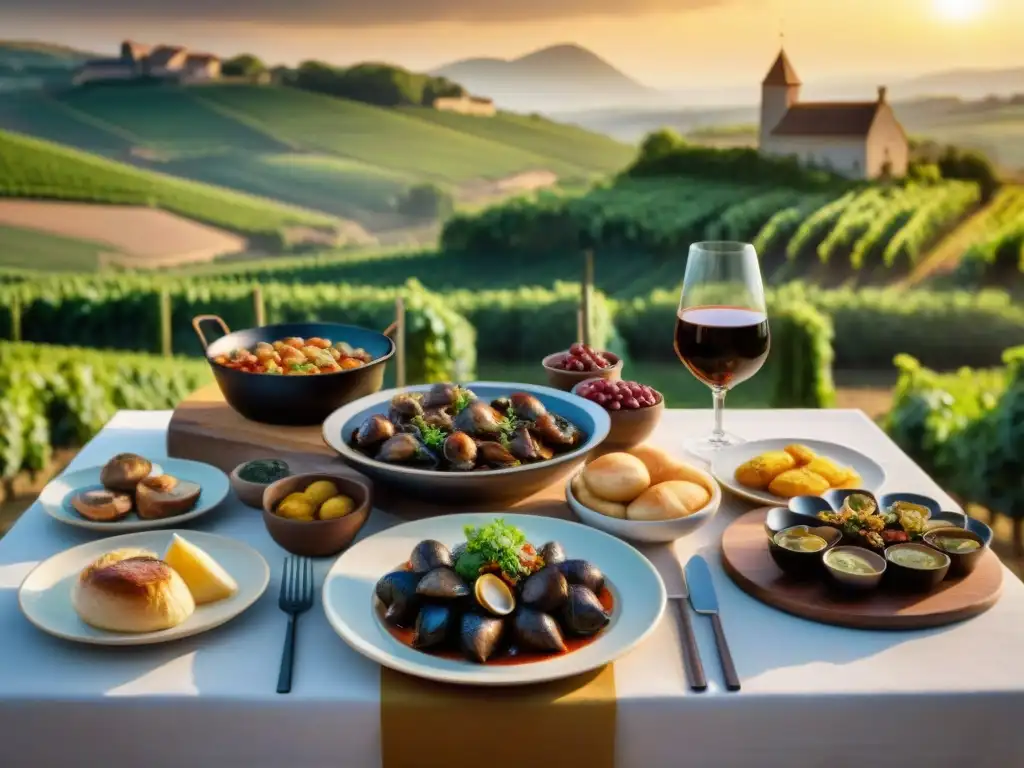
[277,556,314,694]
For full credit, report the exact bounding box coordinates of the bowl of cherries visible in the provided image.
[572,378,665,451]
[542,343,623,391]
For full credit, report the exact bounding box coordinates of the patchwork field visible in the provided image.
[0,201,247,269]
[0,224,119,271]
[0,84,634,236]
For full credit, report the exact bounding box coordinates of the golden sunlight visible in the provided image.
[933,0,985,22]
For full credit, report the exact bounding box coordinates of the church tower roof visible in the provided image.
[763,49,801,86]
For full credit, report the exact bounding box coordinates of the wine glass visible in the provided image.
[673,242,770,457]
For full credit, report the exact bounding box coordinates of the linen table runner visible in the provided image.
[381,664,616,768]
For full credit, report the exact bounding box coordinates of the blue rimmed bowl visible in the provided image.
[322,381,611,506]
[787,489,993,552]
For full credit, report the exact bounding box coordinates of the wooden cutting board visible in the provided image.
[721,507,1003,630]
[166,385,575,520]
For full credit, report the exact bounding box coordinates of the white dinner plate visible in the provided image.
[710,438,886,506]
[18,529,269,646]
[39,457,230,532]
[323,513,666,686]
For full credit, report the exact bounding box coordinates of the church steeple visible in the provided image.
[762,49,801,87]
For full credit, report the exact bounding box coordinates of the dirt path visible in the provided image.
[0,200,247,268]
[457,170,559,206]
[900,203,990,288]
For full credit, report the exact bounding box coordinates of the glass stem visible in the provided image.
[712,386,727,442]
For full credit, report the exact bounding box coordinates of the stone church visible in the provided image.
[759,49,909,180]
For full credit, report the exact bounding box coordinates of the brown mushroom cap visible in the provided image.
[100,453,153,492]
[71,489,133,522]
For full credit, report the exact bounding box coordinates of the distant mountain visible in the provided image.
[893,66,1024,101]
[433,44,659,112]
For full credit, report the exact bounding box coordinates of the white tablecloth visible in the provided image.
[2,409,1023,768]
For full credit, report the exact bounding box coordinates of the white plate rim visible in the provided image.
[17,529,270,646]
[710,438,887,506]
[39,457,230,532]
[322,512,667,686]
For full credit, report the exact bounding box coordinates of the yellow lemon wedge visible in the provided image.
[163,533,238,605]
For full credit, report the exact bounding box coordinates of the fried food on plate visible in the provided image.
[734,451,796,490]
[768,468,830,498]
[784,444,817,466]
[803,456,854,487]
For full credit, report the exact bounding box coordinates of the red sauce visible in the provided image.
[378,586,614,666]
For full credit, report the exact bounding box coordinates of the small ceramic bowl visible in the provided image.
[571,378,664,451]
[542,350,622,392]
[565,466,721,543]
[923,527,987,577]
[768,524,842,578]
[884,543,950,591]
[262,473,371,557]
[230,459,292,510]
[822,546,887,592]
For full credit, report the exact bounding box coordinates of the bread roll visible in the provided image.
[72,551,195,633]
[582,453,650,502]
[627,481,711,521]
[572,474,627,519]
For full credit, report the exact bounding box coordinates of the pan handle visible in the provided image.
[192,315,232,352]
[382,322,398,337]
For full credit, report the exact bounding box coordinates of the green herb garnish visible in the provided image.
[411,416,446,448]
[498,406,518,438]
[461,518,529,580]
[452,387,475,414]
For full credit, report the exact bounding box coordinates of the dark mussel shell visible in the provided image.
[513,608,567,653]
[421,408,454,431]
[531,413,581,450]
[539,541,567,566]
[375,433,438,467]
[410,539,454,573]
[508,426,554,463]
[415,567,470,600]
[413,603,453,649]
[375,570,422,626]
[442,431,478,471]
[561,584,611,636]
[423,382,459,410]
[460,612,505,663]
[490,397,512,414]
[453,400,506,439]
[520,565,570,613]
[388,393,424,423]
[558,559,605,594]
[354,413,395,451]
[477,441,520,469]
[451,542,468,562]
[510,392,548,422]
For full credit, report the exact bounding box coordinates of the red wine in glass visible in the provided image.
[674,306,770,389]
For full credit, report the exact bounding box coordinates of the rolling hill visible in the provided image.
[433,44,655,112]
[0,128,350,241]
[0,83,634,230]
[0,41,94,92]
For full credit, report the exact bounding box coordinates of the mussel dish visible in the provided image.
[373,518,613,665]
[349,384,585,472]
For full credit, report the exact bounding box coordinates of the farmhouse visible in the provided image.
[759,49,908,180]
[432,94,496,117]
[74,40,221,85]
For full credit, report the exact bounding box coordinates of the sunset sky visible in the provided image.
[2,0,1021,89]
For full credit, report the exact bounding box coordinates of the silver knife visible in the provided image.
[671,566,708,692]
[685,555,741,691]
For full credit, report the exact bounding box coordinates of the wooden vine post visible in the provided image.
[10,293,21,343]
[159,289,172,358]
[395,297,406,387]
[579,249,594,345]
[253,286,266,327]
